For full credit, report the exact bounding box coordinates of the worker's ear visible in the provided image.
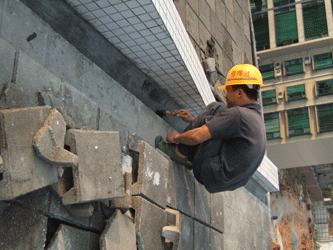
[237,88,243,97]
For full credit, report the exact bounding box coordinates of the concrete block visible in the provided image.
[62,129,124,204]
[194,179,211,224]
[132,196,167,250]
[33,109,78,167]
[210,192,224,233]
[0,106,59,200]
[100,209,136,250]
[110,172,132,212]
[167,161,195,217]
[46,224,100,250]
[65,202,94,218]
[0,203,48,249]
[163,208,181,249]
[178,214,194,250]
[12,186,105,232]
[129,140,168,208]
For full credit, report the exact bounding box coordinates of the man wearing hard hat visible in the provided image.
[156,64,267,193]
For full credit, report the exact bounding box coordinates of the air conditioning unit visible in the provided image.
[277,91,284,101]
[275,62,281,69]
[275,68,282,77]
[304,56,311,65]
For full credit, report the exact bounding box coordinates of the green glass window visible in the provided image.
[313,52,333,70]
[316,79,333,96]
[317,103,333,133]
[253,13,270,51]
[262,89,277,106]
[264,112,280,140]
[259,64,275,80]
[303,0,328,41]
[287,108,310,136]
[275,8,298,46]
[251,0,267,13]
[284,58,303,76]
[287,84,306,101]
[274,0,295,7]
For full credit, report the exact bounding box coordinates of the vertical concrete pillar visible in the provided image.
[267,0,277,49]
[296,0,305,43]
[325,0,333,36]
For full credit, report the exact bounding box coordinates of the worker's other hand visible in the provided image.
[166,131,179,143]
[173,109,194,123]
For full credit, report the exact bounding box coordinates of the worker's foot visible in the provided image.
[155,136,192,170]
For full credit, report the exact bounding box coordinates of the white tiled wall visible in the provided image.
[65,0,215,116]
[65,0,279,192]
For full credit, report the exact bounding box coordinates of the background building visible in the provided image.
[252,0,333,241]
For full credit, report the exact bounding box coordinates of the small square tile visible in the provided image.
[130,45,142,53]
[110,12,123,22]
[129,32,142,39]
[127,16,141,25]
[95,0,110,8]
[124,39,137,48]
[132,6,146,15]
[91,9,106,18]
[144,34,158,42]
[134,37,146,45]
[105,22,118,29]
[145,20,158,28]
[85,2,99,11]
[139,29,153,37]
[113,2,128,12]
[122,25,136,33]
[75,5,89,14]
[118,34,132,42]
[104,6,117,15]
[96,24,108,33]
[109,36,121,44]
[116,19,130,27]
[81,12,95,20]
[142,3,155,12]
[120,9,135,18]
[100,15,112,24]
[138,14,151,22]
[133,23,146,31]
[125,0,140,8]
[67,0,81,7]
[140,43,153,50]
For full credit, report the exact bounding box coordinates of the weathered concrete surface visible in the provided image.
[0,203,48,250]
[100,209,136,250]
[167,161,195,218]
[0,106,58,200]
[110,172,132,213]
[46,224,100,250]
[34,108,78,167]
[63,129,124,204]
[129,140,168,209]
[132,196,167,250]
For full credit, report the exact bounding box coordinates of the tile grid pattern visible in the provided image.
[65,0,215,116]
[64,0,279,191]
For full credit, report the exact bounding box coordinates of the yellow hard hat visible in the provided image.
[218,64,264,90]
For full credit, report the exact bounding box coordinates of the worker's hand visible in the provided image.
[173,109,194,123]
[166,131,180,143]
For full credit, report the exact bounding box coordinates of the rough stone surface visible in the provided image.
[110,172,132,212]
[132,196,167,250]
[0,106,58,200]
[63,129,124,204]
[100,209,136,250]
[33,108,78,167]
[65,202,94,218]
[129,140,168,209]
[0,203,48,249]
[47,224,100,250]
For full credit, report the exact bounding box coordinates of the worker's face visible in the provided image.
[225,86,238,108]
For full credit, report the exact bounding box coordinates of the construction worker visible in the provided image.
[156,64,267,193]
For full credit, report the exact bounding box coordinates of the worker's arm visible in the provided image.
[166,124,212,145]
